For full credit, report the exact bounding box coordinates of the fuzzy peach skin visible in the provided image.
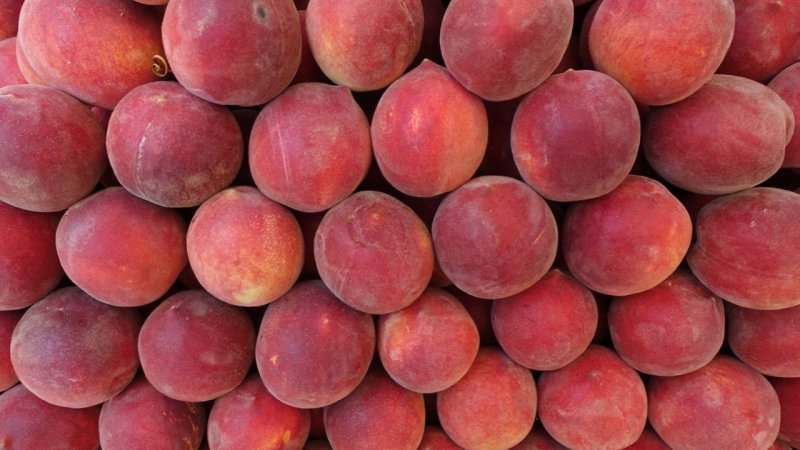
[207,374,310,450]
[716,0,800,82]
[323,368,426,450]
[378,287,480,393]
[0,37,25,88]
[17,0,163,109]
[687,187,800,310]
[107,81,243,208]
[56,187,188,307]
[0,0,22,40]
[0,84,106,212]
[643,74,793,195]
[305,0,424,91]
[163,0,301,106]
[418,426,461,450]
[588,0,735,105]
[769,62,800,168]
[138,289,256,402]
[371,59,487,197]
[492,269,598,371]
[432,176,558,300]
[509,423,569,450]
[437,347,537,450]
[314,191,434,314]
[608,269,725,376]
[727,303,800,377]
[99,375,206,450]
[511,69,640,202]
[0,310,23,391]
[249,82,372,213]
[256,281,375,409]
[0,201,62,310]
[0,383,100,450]
[187,186,304,307]
[648,355,781,450]
[561,175,692,296]
[537,345,647,450]
[771,377,800,448]
[10,287,141,408]
[440,0,573,101]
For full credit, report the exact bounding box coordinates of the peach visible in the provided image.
[0,201,62,310]
[432,176,558,299]
[0,37,25,88]
[17,0,163,109]
[314,191,434,314]
[511,69,640,202]
[138,289,256,402]
[588,0,735,105]
[643,74,792,194]
[106,81,243,208]
[770,377,800,448]
[207,373,310,450]
[99,375,206,450]
[648,355,781,450]
[538,345,647,450]
[305,0,424,91]
[561,175,692,296]
[10,287,141,408]
[0,383,100,450]
[717,0,800,82]
[323,368,426,450]
[398,194,451,287]
[378,287,480,393]
[418,426,461,450]
[371,59,488,197]
[0,84,106,212]
[162,0,301,106]
[249,82,372,212]
[0,0,22,39]
[437,347,537,450]
[492,269,598,371]
[608,269,725,376]
[0,310,23,391]
[448,287,496,345]
[440,0,573,101]
[187,186,304,307]
[727,303,800,377]
[768,62,800,168]
[623,426,671,450]
[688,187,800,310]
[56,187,188,307]
[256,281,375,409]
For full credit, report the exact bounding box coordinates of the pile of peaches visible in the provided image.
[1,0,800,449]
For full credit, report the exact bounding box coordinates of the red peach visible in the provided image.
[0,84,106,212]
[648,355,781,449]
[0,310,23,391]
[106,81,243,208]
[432,176,558,299]
[768,62,800,168]
[305,0,424,91]
[418,426,461,450]
[0,37,25,88]
[371,59,488,197]
[187,186,304,307]
[589,0,735,105]
[0,200,62,310]
[323,368,426,450]
[207,374,310,450]
[561,175,692,296]
[17,0,163,109]
[10,287,141,408]
[0,0,22,40]
[727,303,800,377]
[492,269,598,371]
[162,0,301,106]
[249,82,372,212]
[770,377,800,448]
[437,347,537,450]
[56,187,188,307]
[440,0,574,101]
